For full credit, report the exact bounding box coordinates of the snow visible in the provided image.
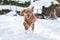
[0,0,60,40]
[10,0,30,3]
[0,15,60,40]
[0,5,25,11]
[6,11,18,16]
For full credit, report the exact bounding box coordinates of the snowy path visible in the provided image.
[0,16,60,40]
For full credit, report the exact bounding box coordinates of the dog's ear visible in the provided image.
[31,7,34,12]
[20,9,25,16]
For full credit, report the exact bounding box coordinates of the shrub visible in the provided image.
[3,0,30,7]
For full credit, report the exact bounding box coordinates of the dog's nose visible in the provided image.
[28,15,29,16]
[27,15,29,18]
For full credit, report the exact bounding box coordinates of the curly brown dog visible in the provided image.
[50,9,57,19]
[20,7,36,33]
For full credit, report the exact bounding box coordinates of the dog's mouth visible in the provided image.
[27,15,30,19]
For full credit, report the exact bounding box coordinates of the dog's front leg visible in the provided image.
[30,23,34,31]
[23,21,29,30]
[23,21,30,34]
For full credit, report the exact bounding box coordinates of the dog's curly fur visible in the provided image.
[20,7,36,31]
[50,9,57,19]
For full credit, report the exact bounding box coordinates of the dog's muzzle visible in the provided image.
[27,15,30,19]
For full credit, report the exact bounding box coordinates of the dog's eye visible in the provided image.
[25,11,27,13]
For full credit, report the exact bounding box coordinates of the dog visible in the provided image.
[50,9,57,20]
[20,7,36,33]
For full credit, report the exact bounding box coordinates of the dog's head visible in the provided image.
[20,7,34,19]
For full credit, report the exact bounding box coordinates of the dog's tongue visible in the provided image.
[27,15,30,19]
[27,16,30,19]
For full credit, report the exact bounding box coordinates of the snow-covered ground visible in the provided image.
[5,11,19,16]
[0,5,25,11]
[0,0,60,40]
[0,15,60,40]
[9,0,30,3]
